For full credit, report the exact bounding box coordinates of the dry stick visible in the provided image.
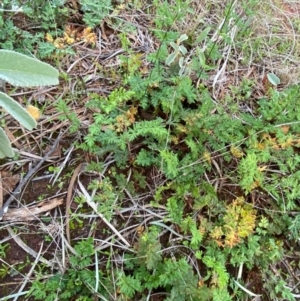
[0,132,63,220]
[77,179,131,247]
[3,198,64,222]
[12,242,44,301]
[65,163,82,244]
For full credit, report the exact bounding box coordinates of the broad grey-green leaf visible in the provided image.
[165,52,178,66]
[179,45,187,55]
[0,127,14,158]
[178,34,188,43]
[194,27,211,45]
[0,92,37,130]
[169,42,179,52]
[199,51,206,66]
[179,57,184,68]
[267,73,280,86]
[0,50,59,87]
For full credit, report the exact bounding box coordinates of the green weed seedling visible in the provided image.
[28,238,117,301]
[80,0,113,28]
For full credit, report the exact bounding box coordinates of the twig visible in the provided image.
[2,198,64,221]
[0,132,63,220]
[77,179,131,248]
[65,163,82,244]
[13,242,44,301]
[51,145,74,185]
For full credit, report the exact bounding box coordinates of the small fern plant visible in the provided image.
[0,50,58,158]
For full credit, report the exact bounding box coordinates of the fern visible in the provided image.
[185,138,200,159]
[161,258,202,301]
[135,148,158,166]
[203,253,229,289]
[128,119,168,141]
[166,196,184,224]
[80,0,113,28]
[175,76,197,104]
[212,288,232,301]
[160,149,179,178]
[117,273,142,298]
[238,152,263,193]
[278,171,300,210]
[190,222,203,249]
[137,228,162,270]
[89,87,134,114]
[210,197,257,248]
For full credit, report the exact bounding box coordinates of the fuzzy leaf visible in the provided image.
[0,50,59,87]
[179,45,187,55]
[166,51,178,66]
[199,51,207,67]
[0,92,37,130]
[169,42,179,51]
[177,34,188,43]
[267,73,280,86]
[194,27,211,45]
[178,57,185,68]
[0,127,14,158]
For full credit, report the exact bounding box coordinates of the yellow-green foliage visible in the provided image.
[211,197,256,247]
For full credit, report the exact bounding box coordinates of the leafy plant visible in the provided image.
[0,50,58,158]
[0,0,69,57]
[116,227,211,301]
[210,197,257,247]
[28,238,112,301]
[55,98,80,133]
[79,0,113,28]
[1,0,298,300]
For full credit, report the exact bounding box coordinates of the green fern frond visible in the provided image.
[160,149,179,178]
[128,119,168,141]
